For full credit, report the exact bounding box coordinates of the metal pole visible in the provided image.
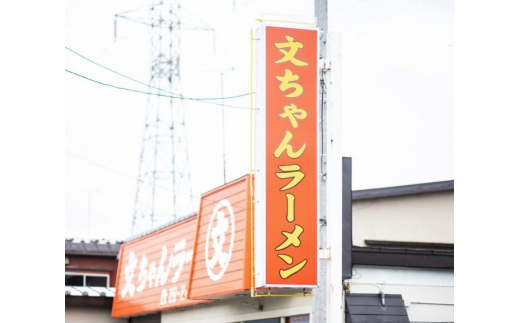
[312,0,329,321]
[342,157,353,281]
[326,32,344,323]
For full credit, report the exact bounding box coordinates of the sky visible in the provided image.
[65,0,453,241]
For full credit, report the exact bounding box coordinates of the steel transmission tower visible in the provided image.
[131,0,194,235]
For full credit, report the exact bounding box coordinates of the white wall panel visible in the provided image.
[65,306,126,323]
[161,296,312,323]
[352,191,454,246]
[348,265,454,322]
[406,303,454,323]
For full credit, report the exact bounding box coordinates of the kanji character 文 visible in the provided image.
[275,35,309,67]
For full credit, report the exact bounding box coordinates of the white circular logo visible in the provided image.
[205,199,235,282]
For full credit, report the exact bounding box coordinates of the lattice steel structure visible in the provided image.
[131,0,194,235]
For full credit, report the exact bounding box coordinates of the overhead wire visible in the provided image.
[68,4,254,235]
[66,151,251,213]
[67,150,178,194]
[179,5,215,31]
[114,16,152,27]
[65,69,253,110]
[66,0,83,17]
[116,5,149,15]
[65,46,251,101]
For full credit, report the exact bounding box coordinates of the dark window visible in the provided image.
[65,273,109,287]
[286,314,310,323]
[65,274,83,286]
[86,275,108,287]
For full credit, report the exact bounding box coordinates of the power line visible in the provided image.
[66,150,250,213]
[65,46,251,101]
[65,69,253,110]
[67,150,190,196]
[116,3,155,16]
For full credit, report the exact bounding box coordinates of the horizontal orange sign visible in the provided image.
[113,176,253,318]
[189,175,252,299]
[111,217,208,318]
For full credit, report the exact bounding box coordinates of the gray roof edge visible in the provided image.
[65,242,121,257]
[352,180,454,201]
[124,211,198,243]
[65,212,198,257]
[65,251,119,256]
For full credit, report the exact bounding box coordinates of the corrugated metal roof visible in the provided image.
[352,180,454,201]
[345,293,410,323]
[64,213,198,257]
[65,240,121,256]
[124,212,198,243]
[352,246,454,269]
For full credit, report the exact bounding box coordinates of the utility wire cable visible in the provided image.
[66,150,176,193]
[67,150,200,200]
[115,3,155,15]
[65,46,251,101]
[66,150,250,213]
[65,69,253,110]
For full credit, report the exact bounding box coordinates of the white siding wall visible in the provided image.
[161,296,312,323]
[349,265,454,323]
[352,191,454,246]
[65,306,127,323]
[161,191,454,323]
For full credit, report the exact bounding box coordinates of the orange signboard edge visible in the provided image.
[188,174,252,300]
[111,216,210,318]
[253,21,320,289]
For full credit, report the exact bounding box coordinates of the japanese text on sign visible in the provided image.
[259,25,318,287]
[272,34,309,280]
[120,239,193,305]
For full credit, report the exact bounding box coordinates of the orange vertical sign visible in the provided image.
[256,24,319,287]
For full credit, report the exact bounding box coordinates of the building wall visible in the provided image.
[159,265,453,323]
[352,191,454,246]
[161,296,312,323]
[349,265,454,323]
[110,189,454,323]
[66,255,120,286]
[66,306,127,323]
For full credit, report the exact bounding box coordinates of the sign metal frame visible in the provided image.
[253,20,320,289]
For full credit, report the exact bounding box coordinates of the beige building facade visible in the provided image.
[159,180,455,323]
[65,180,454,323]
